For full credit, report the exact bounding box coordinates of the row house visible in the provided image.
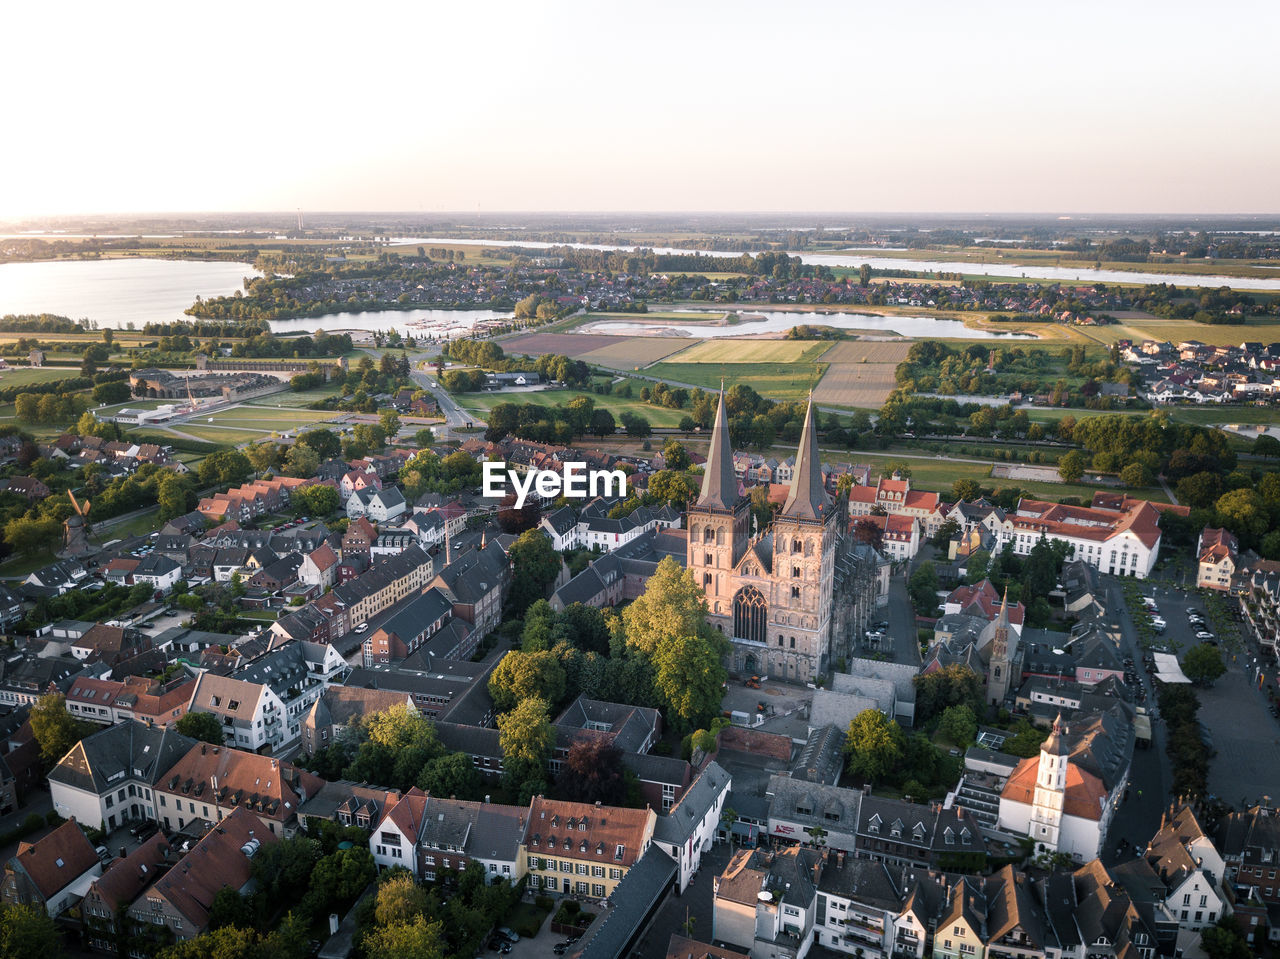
[347,485,407,522]
[521,796,657,898]
[301,687,415,755]
[428,539,509,645]
[540,506,582,551]
[361,587,455,666]
[339,468,382,502]
[188,672,288,753]
[371,529,418,560]
[155,742,324,837]
[81,833,174,954]
[848,473,945,538]
[65,675,196,727]
[370,787,527,884]
[1,819,102,917]
[197,476,308,523]
[298,542,339,590]
[651,761,731,894]
[126,806,276,953]
[297,780,401,832]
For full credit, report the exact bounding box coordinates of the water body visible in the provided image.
[268,308,510,338]
[403,236,1280,291]
[0,258,259,328]
[580,308,1030,340]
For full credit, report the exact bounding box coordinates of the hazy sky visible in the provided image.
[4,0,1278,217]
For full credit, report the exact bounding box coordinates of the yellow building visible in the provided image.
[520,797,656,898]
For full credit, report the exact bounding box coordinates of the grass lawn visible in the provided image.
[205,405,337,426]
[662,339,833,364]
[1116,315,1280,346]
[245,383,343,407]
[0,549,60,579]
[645,361,828,401]
[0,367,85,388]
[171,424,273,444]
[455,388,689,427]
[97,511,165,539]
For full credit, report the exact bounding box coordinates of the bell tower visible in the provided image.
[687,388,748,637]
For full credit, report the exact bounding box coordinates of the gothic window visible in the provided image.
[791,586,800,599]
[792,538,802,554]
[717,527,725,546]
[704,526,715,543]
[789,636,796,649]
[792,566,801,578]
[705,553,713,566]
[733,585,768,644]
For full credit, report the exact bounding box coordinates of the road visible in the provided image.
[411,366,486,440]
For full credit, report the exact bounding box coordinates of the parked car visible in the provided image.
[1196,631,1215,641]
[497,928,520,943]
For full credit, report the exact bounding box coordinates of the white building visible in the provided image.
[347,486,407,522]
[187,672,288,752]
[651,761,731,893]
[48,721,197,831]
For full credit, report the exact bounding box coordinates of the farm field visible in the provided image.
[1113,316,1280,347]
[644,362,827,402]
[210,404,337,426]
[662,339,832,364]
[819,341,913,364]
[813,363,901,408]
[454,387,689,427]
[169,424,273,444]
[243,382,344,407]
[502,332,693,368]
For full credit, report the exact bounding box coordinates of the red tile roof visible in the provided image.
[1002,757,1107,821]
[13,819,99,899]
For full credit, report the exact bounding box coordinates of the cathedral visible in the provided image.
[687,392,842,683]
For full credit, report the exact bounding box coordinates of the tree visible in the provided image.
[292,483,340,517]
[647,470,698,508]
[913,664,985,726]
[1002,720,1048,758]
[379,409,401,438]
[622,556,714,657]
[907,561,939,612]
[175,710,225,745]
[497,697,553,802]
[662,439,690,471]
[852,518,885,552]
[245,442,282,475]
[30,693,90,768]
[555,738,628,806]
[283,443,320,479]
[0,902,64,959]
[1119,462,1152,488]
[418,751,481,800]
[951,478,982,502]
[297,428,341,460]
[361,917,445,959]
[198,449,253,487]
[413,428,435,448]
[843,709,904,783]
[938,704,978,747]
[92,380,131,405]
[589,408,616,438]
[1057,450,1086,483]
[488,650,567,712]
[652,633,728,733]
[157,475,196,521]
[1200,919,1252,959]
[156,926,259,959]
[859,263,872,286]
[1215,488,1270,543]
[506,528,561,616]
[4,515,61,558]
[208,887,252,931]
[374,872,430,927]
[1183,643,1226,686]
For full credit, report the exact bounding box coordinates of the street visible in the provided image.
[632,842,731,959]
[410,364,485,441]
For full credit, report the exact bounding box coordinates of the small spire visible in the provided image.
[781,394,829,520]
[696,387,740,510]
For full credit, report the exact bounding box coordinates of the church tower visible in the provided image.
[986,587,1015,705]
[764,396,839,682]
[687,389,749,639]
[1029,714,1069,851]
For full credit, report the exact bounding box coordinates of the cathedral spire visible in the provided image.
[996,586,1009,629]
[697,386,740,510]
[782,394,829,520]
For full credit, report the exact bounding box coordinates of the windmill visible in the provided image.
[62,491,92,556]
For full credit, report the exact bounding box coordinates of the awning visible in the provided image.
[1153,652,1191,684]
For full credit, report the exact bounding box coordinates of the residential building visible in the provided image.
[301,686,415,756]
[81,833,174,954]
[1,819,102,917]
[652,761,731,893]
[520,797,657,897]
[48,721,197,831]
[297,781,400,833]
[347,486,407,522]
[814,855,902,957]
[1197,527,1240,591]
[712,845,822,958]
[361,587,455,666]
[126,806,278,951]
[187,671,288,752]
[155,742,324,837]
[65,674,195,728]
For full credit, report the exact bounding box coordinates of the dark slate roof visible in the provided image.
[555,696,659,755]
[781,398,830,521]
[542,506,578,536]
[654,762,730,846]
[696,391,740,510]
[579,846,677,959]
[48,720,196,794]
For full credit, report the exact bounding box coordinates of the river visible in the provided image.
[579,308,1029,340]
[395,236,1280,291]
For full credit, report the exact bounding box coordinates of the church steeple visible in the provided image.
[697,387,740,510]
[782,395,829,520]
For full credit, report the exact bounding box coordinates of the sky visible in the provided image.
[3,0,1278,218]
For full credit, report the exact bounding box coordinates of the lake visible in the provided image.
[402,236,1280,291]
[0,258,260,328]
[578,308,1030,340]
[268,308,511,338]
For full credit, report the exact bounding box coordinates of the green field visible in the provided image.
[243,383,344,408]
[645,362,828,402]
[455,387,688,427]
[201,405,337,426]
[0,367,85,388]
[172,424,275,444]
[663,340,832,364]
